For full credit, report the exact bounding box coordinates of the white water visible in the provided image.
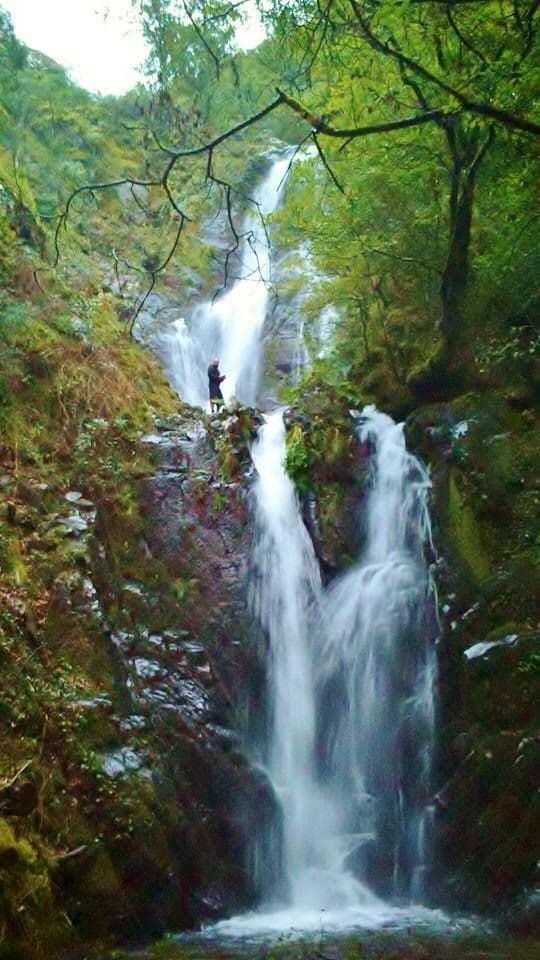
[161,152,294,409]
[157,153,440,937]
[161,317,207,406]
[226,405,438,937]
[250,412,374,913]
[319,408,437,903]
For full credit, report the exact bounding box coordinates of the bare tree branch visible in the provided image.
[446,6,489,64]
[184,2,221,79]
[277,87,450,138]
[130,182,150,214]
[276,132,313,190]
[129,215,186,336]
[312,131,345,193]
[201,0,249,24]
[46,35,537,334]
[164,92,286,162]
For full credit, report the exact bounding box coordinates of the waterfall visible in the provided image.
[249,411,321,899]
[250,411,376,912]
[161,151,294,410]
[318,407,437,902]
[241,405,437,929]
[155,150,440,935]
[161,318,207,406]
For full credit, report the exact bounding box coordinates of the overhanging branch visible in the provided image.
[47,51,538,333]
[277,87,449,138]
[347,0,540,137]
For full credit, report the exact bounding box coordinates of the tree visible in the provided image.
[253,0,538,391]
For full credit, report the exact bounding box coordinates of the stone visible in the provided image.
[100,747,146,778]
[463,634,519,660]
[118,715,146,734]
[56,513,89,535]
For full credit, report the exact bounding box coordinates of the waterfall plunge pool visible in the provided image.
[101,915,539,960]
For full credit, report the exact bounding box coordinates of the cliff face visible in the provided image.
[0,206,537,960]
[407,392,539,915]
[0,306,275,959]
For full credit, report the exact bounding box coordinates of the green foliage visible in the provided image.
[0,6,538,951]
[518,651,540,677]
[0,206,16,283]
[447,470,491,584]
[285,423,313,491]
[256,0,539,406]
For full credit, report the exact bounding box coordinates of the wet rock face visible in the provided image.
[139,411,257,694]
[280,387,538,914]
[406,392,539,911]
[5,404,279,949]
[70,407,271,936]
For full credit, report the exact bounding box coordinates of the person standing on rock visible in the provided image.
[208,358,226,413]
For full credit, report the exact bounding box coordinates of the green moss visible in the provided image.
[84,848,123,899]
[447,470,490,583]
[103,931,540,960]
[0,209,17,286]
[0,815,16,854]
[0,816,66,959]
[285,423,313,492]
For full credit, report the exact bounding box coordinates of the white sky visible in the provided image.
[3,0,266,96]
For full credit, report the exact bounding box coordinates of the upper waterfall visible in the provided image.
[157,151,440,936]
[161,151,294,410]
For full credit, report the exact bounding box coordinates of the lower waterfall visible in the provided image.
[249,411,375,913]
[318,408,437,903]
[215,405,438,935]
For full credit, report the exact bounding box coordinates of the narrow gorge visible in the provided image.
[128,154,536,950]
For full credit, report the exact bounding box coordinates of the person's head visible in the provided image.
[211,357,219,366]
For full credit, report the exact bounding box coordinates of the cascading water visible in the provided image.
[249,412,376,915]
[161,318,207,406]
[217,406,438,936]
[157,151,440,936]
[318,407,438,903]
[161,151,294,409]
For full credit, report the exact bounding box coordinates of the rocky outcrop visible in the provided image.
[283,392,371,575]
[0,394,277,958]
[59,406,276,940]
[406,392,539,912]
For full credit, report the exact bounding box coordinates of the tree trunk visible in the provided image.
[439,170,475,346]
[440,126,495,350]
[409,126,495,400]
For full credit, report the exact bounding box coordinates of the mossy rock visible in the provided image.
[447,469,490,584]
[462,632,539,728]
[0,816,18,864]
[0,817,66,957]
[408,345,472,402]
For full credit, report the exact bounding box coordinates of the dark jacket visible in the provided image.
[208,364,224,399]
